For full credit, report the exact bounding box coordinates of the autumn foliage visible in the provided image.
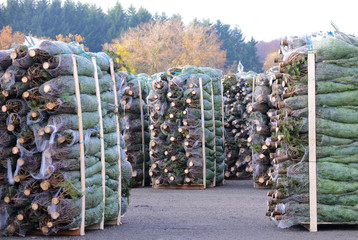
[0,26,25,50]
[0,25,88,51]
[56,33,85,44]
[104,19,226,74]
[263,51,281,72]
[56,33,88,51]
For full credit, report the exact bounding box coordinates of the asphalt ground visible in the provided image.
[4,180,358,240]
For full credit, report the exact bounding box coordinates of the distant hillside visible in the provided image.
[256,39,280,63]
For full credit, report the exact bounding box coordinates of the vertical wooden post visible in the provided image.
[220,78,225,184]
[252,76,255,104]
[71,55,86,236]
[199,77,206,188]
[210,82,216,187]
[308,51,317,232]
[137,78,146,187]
[251,75,255,179]
[109,59,122,225]
[91,57,105,229]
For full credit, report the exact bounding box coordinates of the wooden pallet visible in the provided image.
[301,222,358,231]
[27,222,104,236]
[28,229,81,236]
[153,184,205,190]
[153,180,225,190]
[207,181,225,188]
[225,175,252,181]
[216,181,224,187]
[105,218,121,226]
[253,182,269,189]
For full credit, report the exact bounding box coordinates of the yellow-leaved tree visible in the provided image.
[263,51,281,72]
[104,19,226,74]
[0,26,25,50]
[56,33,88,51]
[56,33,85,43]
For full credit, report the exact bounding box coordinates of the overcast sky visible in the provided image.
[1,0,356,42]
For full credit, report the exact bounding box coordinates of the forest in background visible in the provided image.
[0,0,279,73]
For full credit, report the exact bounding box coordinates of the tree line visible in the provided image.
[0,0,262,72]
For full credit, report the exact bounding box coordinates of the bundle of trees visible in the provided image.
[266,31,358,227]
[223,69,277,186]
[0,39,131,236]
[119,72,150,186]
[148,65,225,188]
[223,72,254,179]
[248,73,274,188]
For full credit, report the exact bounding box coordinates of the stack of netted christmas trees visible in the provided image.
[0,40,132,236]
[119,72,150,187]
[266,30,358,227]
[148,65,225,188]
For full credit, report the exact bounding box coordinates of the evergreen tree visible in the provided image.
[106,2,128,44]
[0,0,153,51]
[0,3,3,26]
[30,0,49,36]
[1,0,21,29]
[136,7,152,23]
[80,4,109,51]
[214,20,262,72]
[243,37,262,72]
[170,14,182,21]
[45,0,64,36]
[127,6,151,27]
[127,5,138,28]
[153,12,168,22]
